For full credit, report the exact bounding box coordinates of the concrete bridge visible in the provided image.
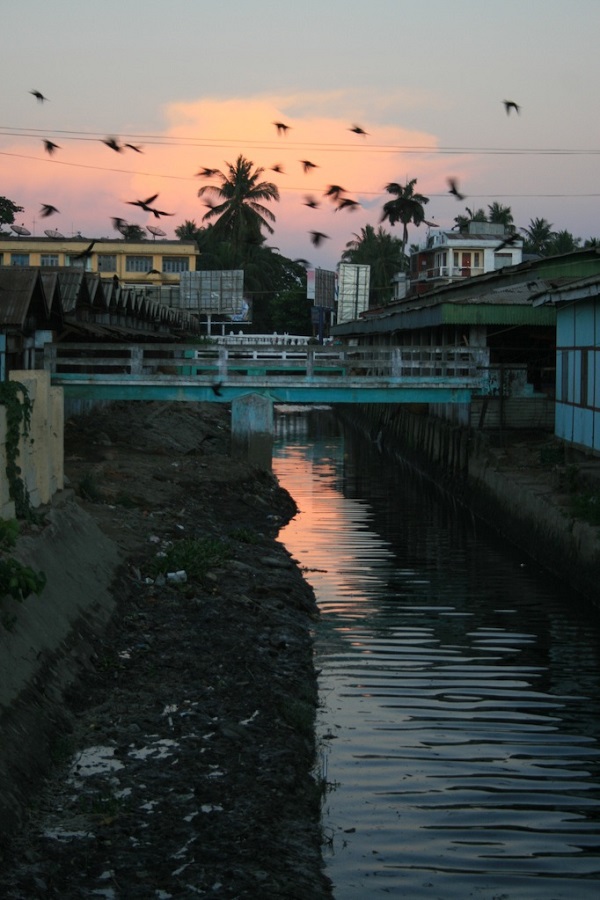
[44,342,487,464]
[44,343,486,404]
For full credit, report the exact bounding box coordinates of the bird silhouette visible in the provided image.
[309,231,330,247]
[40,204,59,218]
[196,167,219,178]
[349,124,368,136]
[503,99,520,115]
[495,232,521,251]
[102,137,123,152]
[124,143,143,152]
[30,90,48,103]
[126,193,160,212]
[324,185,346,201]
[111,217,129,233]
[72,241,96,260]
[146,269,161,276]
[273,121,290,135]
[125,197,172,218]
[211,381,223,397]
[447,177,466,201]
[303,195,320,209]
[300,160,318,173]
[43,140,61,155]
[335,198,360,212]
[270,163,285,174]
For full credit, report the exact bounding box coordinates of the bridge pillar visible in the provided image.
[230,393,273,470]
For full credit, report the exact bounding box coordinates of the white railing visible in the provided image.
[44,343,488,385]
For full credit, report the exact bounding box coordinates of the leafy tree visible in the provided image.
[487,202,514,231]
[547,229,581,256]
[583,237,600,249]
[342,224,406,304]
[453,207,487,231]
[380,178,429,255]
[521,217,555,255]
[175,219,202,244]
[0,196,24,231]
[197,155,280,264]
[121,224,146,241]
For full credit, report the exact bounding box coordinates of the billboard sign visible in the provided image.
[178,270,244,315]
[336,264,370,323]
[307,268,336,309]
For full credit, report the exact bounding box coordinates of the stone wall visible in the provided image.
[337,403,600,608]
[0,370,64,518]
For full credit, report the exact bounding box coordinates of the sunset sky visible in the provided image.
[2,0,599,269]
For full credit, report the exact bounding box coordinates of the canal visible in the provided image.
[273,408,600,899]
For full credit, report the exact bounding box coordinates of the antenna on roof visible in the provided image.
[11,224,31,237]
[44,229,65,239]
[147,224,166,240]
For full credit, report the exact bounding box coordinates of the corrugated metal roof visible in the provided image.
[0,268,44,326]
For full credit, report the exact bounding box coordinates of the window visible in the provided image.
[162,256,189,274]
[11,253,30,266]
[40,254,59,267]
[494,252,512,269]
[97,254,117,272]
[66,255,91,271]
[0,253,3,266]
[126,255,153,273]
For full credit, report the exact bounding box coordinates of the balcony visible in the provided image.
[417,266,485,281]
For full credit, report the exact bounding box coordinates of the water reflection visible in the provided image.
[274,408,600,900]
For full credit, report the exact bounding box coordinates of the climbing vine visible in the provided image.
[0,380,34,519]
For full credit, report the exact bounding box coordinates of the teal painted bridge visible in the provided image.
[44,342,487,405]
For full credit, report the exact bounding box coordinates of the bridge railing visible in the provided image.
[44,343,488,385]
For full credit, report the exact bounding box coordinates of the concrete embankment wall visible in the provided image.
[337,404,600,608]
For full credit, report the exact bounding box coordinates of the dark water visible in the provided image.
[273,408,600,900]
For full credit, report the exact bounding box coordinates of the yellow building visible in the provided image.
[0,235,198,286]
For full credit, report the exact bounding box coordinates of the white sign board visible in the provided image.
[178,270,244,315]
[336,264,370,323]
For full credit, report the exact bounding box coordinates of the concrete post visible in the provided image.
[230,393,273,470]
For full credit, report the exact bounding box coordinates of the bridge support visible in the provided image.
[230,393,273,469]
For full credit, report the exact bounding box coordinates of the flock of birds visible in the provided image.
[26,89,522,253]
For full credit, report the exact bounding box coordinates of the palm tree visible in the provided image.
[342,224,406,304]
[380,178,429,255]
[175,219,202,243]
[453,207,486,231]
[547,229,581,256]
[487,202,514,231]
[521,217,555,255]
[197,155,280,263]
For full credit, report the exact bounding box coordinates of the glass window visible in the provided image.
[162,256,189,274]
[66,255,91,271]
[11,253,30,266]
[97,254,117,272]
[126,255,153,273]
[40,254,59,266]
[494,252,512,269]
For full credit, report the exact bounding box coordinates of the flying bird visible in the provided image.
[72,241,96,260]
[148,205,174,219]
[349,124,368,136]
[303,195,320,209]
[102,136,123,152]
[196,167,219,178]
[495,232,521,251]
[126,193,160,212]
[211,381,223,397]
[30,90,48,103]
[447,177,465,201]
[111,217,129,233]
[300,160,318,173]
[335,198,360,212]
[309,231,330,247]
[273,121,290,135]
[40,204,59,218]
[503,99,520,115]
[270,163,285,174]
[324,185,346,201]
[146,269,161,276]
[43,139,61,155]
[124,143,143,153]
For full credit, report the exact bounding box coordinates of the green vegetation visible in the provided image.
[0,516,46,616]
[0,380,34,519]
[150,537,231,582]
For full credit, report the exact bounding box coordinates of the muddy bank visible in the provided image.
[0,401,332,899]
